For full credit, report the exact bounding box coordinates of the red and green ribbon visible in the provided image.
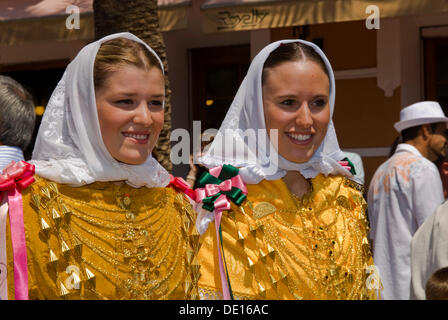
[341,157,357,175]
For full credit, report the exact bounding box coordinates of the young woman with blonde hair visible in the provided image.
[0,33,199,300]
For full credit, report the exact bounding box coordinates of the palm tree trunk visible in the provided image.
[93,0,172,172]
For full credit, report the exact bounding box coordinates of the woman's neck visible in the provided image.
[282,171,311,199]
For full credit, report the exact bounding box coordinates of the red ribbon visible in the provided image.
[0,161,35,191]
[169,175,196,201]
[0,160,35,300]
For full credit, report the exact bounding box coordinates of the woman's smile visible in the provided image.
[122,131,151,144]
[285,132,313,146]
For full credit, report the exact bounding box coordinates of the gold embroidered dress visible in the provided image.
[197,174,378,300]
[6,176,200,299]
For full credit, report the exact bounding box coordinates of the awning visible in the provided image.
[201,0,448,33]
[157,0,191,32]
[0,0,191,46]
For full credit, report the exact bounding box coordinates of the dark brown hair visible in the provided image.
[93,37,162,91]
[262,42,329,85]
[426,267,448,300]
[401,122,439,143]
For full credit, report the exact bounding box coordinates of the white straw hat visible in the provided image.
[394,101,448,133]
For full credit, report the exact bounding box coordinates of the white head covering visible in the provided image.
[199,39,350,184]
[31,32,170,188]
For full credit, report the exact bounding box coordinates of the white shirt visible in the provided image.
[411,200,448,300]
[367,143,444,300]
[0,146,24,171]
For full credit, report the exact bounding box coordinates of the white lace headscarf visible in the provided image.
[199,39,350,184]
[31,32,170,188]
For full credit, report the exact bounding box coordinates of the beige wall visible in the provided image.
[0,39,87,65]
[272,20,377,69]
[334,79,401,148]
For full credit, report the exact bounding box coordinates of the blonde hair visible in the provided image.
[94,37,162,90]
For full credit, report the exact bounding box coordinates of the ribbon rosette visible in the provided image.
[195,164,247,213]
[168,175,196,201]
[339,157,357,175]
[0,160,35,191]
[194,164,247,300]
[0,160,35,300]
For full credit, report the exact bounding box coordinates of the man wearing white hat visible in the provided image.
[368,101,448,300]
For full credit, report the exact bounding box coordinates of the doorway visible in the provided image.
[424,38,448,114]
[190,45,250,132]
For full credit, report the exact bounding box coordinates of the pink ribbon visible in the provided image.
[194,166,247,300]
[204,180,232,197]
[194,168,247,203]
[338,160,351,172]
[213,196,231,300]
[0,193,9,300]
[0,160,35,300]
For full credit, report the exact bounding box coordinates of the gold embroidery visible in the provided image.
[25,176,200,300]
[336,195,353,210]
[253,202,277,219]
[198,174,380,300]
[343,178,364,193]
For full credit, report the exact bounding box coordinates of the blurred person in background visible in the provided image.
[368,101,448,299]
[0,76,36,170]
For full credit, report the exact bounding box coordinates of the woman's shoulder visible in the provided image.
[19,176,64,225]
[309,174,366,211]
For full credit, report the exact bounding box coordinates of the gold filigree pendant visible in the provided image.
[253,202,276,219]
